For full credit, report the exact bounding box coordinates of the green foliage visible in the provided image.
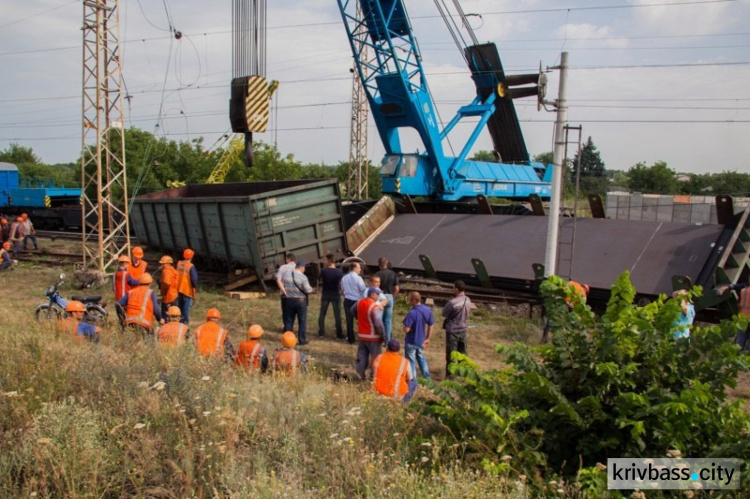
[0,143,39,165]
[627,161,678,194]
[470,150,498,162]
[423,272,750,487]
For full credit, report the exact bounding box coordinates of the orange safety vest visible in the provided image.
[125,286,155,329]
[176,260,196,297]
[160,265,179,304]
[372,352,410,399]
[59,317,85,341]
[113,267,131,301]
[158,321,189,346]
[739,287,750,316]
[272,348,302,375]
[194,321,227,356]
[128,260,148,281]
[357,297,381,342]
[235,340,265,370]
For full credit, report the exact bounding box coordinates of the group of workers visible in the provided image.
[0,213,37,269]
[275,253,473,402]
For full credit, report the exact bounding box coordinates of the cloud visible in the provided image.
[555,23,629,49]
[632,0,733,35]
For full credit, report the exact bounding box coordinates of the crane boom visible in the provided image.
[336,0,552,201]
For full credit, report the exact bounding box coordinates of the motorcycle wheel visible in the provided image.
[35,305,62,322]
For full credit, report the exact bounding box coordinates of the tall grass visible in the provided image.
[0,320,520,497]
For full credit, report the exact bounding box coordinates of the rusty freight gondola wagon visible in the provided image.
[130,179,348,290]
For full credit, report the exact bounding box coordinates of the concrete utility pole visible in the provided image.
[81,0,130,272]
[543,51,569,277]
[347,1,369,200]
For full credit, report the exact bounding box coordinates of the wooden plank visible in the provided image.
[224,274,258,291]
[225,291,267,300]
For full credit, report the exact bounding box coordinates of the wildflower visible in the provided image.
[549,481,558,487]
[201,375,211,381]
[393,432,401,437]
[151,381,166,391]
[36,438,52,445]
[420,456,429,463]
[501,455,512,462]
[202,411,212,417]
[557,489,564,494]
[518,475,527,482]
[420,442,432,447]
[133,423,146,430]
[329,433,339,439]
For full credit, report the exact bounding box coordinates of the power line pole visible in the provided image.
[543,51,569,277]
[347,1,369,200]
[81,0,130,273]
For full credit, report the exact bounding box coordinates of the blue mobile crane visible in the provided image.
[337,0,552,202]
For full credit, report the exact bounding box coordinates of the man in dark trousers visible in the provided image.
[282,261,313,345]
[355,287,385,381]
[318,254,344,339]
[375,256,399,342]
[442,280,471,378]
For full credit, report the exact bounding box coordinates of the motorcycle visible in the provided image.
[35,273,109,325]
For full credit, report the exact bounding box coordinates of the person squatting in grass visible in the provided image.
[194,308,234,360]
[402,291,434,380]
[272,331,309,376]
[0,241,17,270]
[158,306,189,347]
[372,339,417,403]
[235,324,269,372]
[354,286,386,381]
[118,272,164,337]
[58,300,100,342]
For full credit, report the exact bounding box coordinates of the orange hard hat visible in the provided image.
[159,255,173,264]
[16,217,23,222]
[183,248,194,260]
[2,242,10,249]
[132,247,144,258]
[21,213,28,219]
[206,308,221,320]
[166,306,182,317]
[139,273,153,285]
[281,331,297,348]
[0,218,6,224]
[247,324,264,339]
[65,300,86,313]
[117,255,131,263]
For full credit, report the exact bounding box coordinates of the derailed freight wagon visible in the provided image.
[130,179,348,290]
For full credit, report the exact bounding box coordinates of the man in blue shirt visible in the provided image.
[317,254,344,339]
[340,261,366,344]
[402,291,434,380]
[673,289,695,340]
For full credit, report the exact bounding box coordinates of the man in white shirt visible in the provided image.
[340,261,366,344]
[275,253,296,330]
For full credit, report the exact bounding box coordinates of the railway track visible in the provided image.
[36,230,136,245]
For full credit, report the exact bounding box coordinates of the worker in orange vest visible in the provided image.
[372,339,417,403]
[59,300,100,342]
[0,241,16,271]
[158,255,179,316]
[128,246,148,281]
[235,324,268,372]
[354,287,386,381]
[176,248,198,324]
[194,308,234,358]
[272,331,309,375]
[158,306,189,347]
[542,279,590,343]
[718,281,750,349]
[0,218,8,243]
[117,272,163,336]
[113,255,138,301]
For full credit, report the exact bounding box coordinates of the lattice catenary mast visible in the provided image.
[346,1,369,200]
[81,0,130,272]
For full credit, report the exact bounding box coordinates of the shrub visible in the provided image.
[422,271,750,485]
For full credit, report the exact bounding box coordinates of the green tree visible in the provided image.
[572,137,605,178]
[627,161,678,194]
[470,150,498,162]
[335,161,382,200]
[0,143,39,165]
[707,171,750,196]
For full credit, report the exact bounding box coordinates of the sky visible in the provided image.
[0,0,748,174]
